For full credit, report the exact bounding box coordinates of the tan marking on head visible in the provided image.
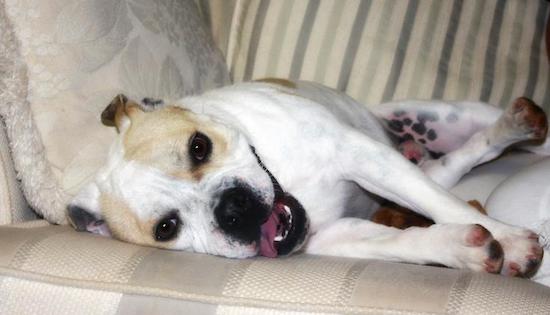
[122,105,229,181]
[100,193,156,246]
[100,193,179,249]
[256,78,296,89]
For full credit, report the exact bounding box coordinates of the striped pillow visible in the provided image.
[204,0,550,110]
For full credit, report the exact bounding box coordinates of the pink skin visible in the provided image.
[397,140,429,164]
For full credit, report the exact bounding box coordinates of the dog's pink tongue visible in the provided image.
[260,205,282,258]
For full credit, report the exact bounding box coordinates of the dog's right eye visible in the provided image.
[188,132,212,165]
[154,212,181,242]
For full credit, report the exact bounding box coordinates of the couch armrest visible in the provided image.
[0,224,548,314]
[0,119,34,224]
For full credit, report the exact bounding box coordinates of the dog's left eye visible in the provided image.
[189,132,212,165]
[155,213,181,242]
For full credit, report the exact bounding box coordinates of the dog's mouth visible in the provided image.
[251,146,309,258]
[260,192,308,257]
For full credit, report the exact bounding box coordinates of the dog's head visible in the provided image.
[67,95,308,258]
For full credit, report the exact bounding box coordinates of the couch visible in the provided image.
[0,0,549,314]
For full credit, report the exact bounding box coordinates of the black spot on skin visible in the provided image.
[417,111,439,123]
[418,139,426,144]
[393,110,406,117]
[142,97,164,107]
[428,150,445,159]
[410,157,418,164]
[403,118,412,126]
[446,112,459,123]
[388,120,404,132]
[398,133,414,143]
[488,240,504,261]
[427,129,437,141]
[411,122,427,135]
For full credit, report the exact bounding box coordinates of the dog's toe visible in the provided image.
[507,97,548,140]
[462,224,503,274]
[484,240,504,273]
[491,228,544,278]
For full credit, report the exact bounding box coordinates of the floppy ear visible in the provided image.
[101,94,143,132]
[67,182,111,237]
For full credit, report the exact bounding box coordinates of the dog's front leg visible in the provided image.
[306,218,503,273]
[339,130,542,277]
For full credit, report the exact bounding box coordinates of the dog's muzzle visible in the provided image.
[214,186,272,244]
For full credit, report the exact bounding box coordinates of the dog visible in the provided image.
[68,79,547,277]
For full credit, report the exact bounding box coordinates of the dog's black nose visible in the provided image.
[215,186,270,243]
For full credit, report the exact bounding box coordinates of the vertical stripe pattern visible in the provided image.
[289,0,320,79]
[243,0,270,81]
[220,0,550,110]
[431,0,463,99]
[479,0,506,102]
[381,0,419,101]
[336,0,372,91]
[525,0,549,97]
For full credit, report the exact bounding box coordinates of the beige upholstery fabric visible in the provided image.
[0,119,33,225]
[206,0,550,111]
[0,224,549,314]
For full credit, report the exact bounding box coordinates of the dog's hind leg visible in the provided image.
[371,99,502,155]
[306,218,504,273]
[419,97,548,189]
[372,97,550,160]
[339,127,543,277]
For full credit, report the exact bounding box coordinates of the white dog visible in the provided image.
[68,79,547,277]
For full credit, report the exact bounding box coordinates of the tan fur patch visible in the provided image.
[122,105,228,181]
[256,78,296,89]
[100,193,178,249]
[100,193,154,246]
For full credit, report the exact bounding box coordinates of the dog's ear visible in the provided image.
[67,183,111,237]
[101,94,143,132]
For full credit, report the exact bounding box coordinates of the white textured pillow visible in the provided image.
[485,157,550,286]
[0,0,229,223]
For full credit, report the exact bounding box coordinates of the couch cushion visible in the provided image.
[214,0,549,110]
[0,0,229,223]
[0,223,549,314]
[450,151,546,204]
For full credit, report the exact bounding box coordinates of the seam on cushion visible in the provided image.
[0,266,438,315]
[0,144,13,224]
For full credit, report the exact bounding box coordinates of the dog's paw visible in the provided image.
[491,227,544,277]
[436,224,503,273]
[497,97,548,142]
[458,224,504,273]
